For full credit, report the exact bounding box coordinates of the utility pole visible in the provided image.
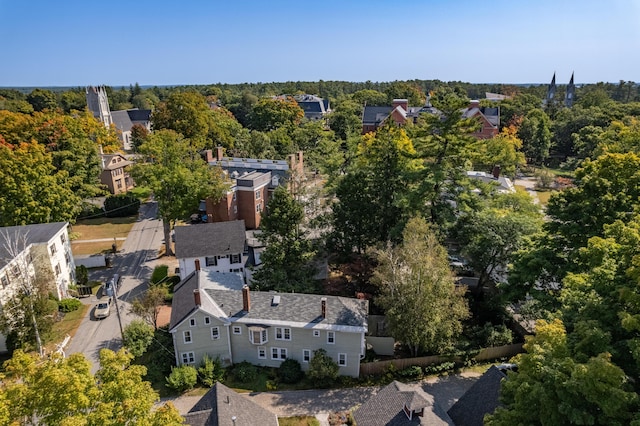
[113,281,125,343]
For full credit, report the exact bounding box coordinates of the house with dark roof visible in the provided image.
[110,109,151,151]
[293,94,330,121]
[183,381,279,426]
[99,152,134,194]
[174,221,247,281]
[0,222,75,352]
[447,365,507,426]
[353,380,453,425]
[362,98,439,134]
[169,268,368,377]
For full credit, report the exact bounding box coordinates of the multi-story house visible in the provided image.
[169,265,369,378]
[99,152,134,194]
[174,220,248,281]
[0,222,75,352]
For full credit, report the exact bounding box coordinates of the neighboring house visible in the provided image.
[447,366,507,426]
[99,152,134,195]
[353,380,453,425]
[0,222,75,352]
[169,269,368,377]
[293,94,331,121]
[183,381,279,426]
[201,147,304,229]
[466,169,515,193]
[174,221,247,281]
[462,100,499,139]
[361,99,430,134]
[110,109,151,151]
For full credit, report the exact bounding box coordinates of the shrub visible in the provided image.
[233,361,258,383]
[198,354,224,387]
[308,349,339,383]
[423,361,456,375]
[278,358,303,384]
[123,320,155,358]
[150,265,169,284]
[76,265,88,286]
[104,193,141,217]
[166,365,198,392]
[398,365,423,380]
[58,298,82,313]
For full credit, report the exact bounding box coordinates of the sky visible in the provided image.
[0,0,639,87]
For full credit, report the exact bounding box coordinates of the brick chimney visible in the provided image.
[202,149,213,163]
[392,99,408,111]
[242,285,250,312]
[492,165,501,179]
[321,298,327,319]
[469,100,480,109]
[193,289,201,307]
[195,258,201,271]
[215,146,225,161]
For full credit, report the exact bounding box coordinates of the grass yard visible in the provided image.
[278,416,321,426]
[45,304,90,353]
[70,216,136,255]
[535,190,553,206]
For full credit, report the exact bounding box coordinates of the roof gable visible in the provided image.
[0,222,67,269]
[174,221,246,259]
[447,366,506,426]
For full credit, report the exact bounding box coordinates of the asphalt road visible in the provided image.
[67,202,164,372]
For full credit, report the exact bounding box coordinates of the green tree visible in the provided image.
[131,130,227,256]
[486,319,640,426]
[351,89,388,107]
[327,100,362,140]
[249,97,304,132]
[252,186,316,292]
[130,285,169,330]
[26,88,57,112]
[130,123,150,152]
[384,82,425,106]
[123,320,155,358]
[151,91,212,146]
[468,123,526,176]
[373,217,469,356]
[517,108,552,165]
[166,365,198,392]
[0,141,80,226]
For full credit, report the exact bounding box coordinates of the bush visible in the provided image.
[123,320,155,358]
[233,361,258,383]
[278,358,303,384]
[104,193,141,218]
[308,349,339,383]
[198,354,224,387]
[76,265,88,286]
[58,298,82,313]
[398,365,423,380]
[423,361,456,375]
[166,365,198,392]
[150,265,169,284]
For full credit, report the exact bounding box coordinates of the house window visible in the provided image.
[338,353,347,367]
[65,252,70,265]
[11,264,19,277]
[233,326,242,335]
[256,203,261,213]
[258,346,266,359]
[327,331,335,344]
[303,349,311,363]
[205,257,218,267]
[50,244,56,256]
[275,327,291,341]
[189,318,196,327]
[54,263,61,277]
[0,275,8,288]
[60,234,66,244]
[255,189,261,200]
[231,254,241,264]
[211,327,220,340]
[181,352,195,365]
[204,316,211,325]
[116,179,123,189]
[313,330,320,338]
[271,347,287,360]
[183,330,192,344]
[250,328,268,345]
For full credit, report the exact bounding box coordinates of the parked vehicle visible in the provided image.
[94,298,112,319]
[104,273,121,297]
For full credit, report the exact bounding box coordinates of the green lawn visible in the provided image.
[278,416,320,426]
[70,216,136,255]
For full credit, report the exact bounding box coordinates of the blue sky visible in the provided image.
[1,0,638,87]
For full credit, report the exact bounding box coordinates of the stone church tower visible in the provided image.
[86,86,112,127]
[565,72,575,107]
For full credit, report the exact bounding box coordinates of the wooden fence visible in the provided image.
[359,343,524,377]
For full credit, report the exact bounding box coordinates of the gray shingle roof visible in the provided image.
[0,222,67,270]
[126,109,151,122]
[447,366,506,426]
[184,382,278,426]
[174,221,246,259]
[110,110,134,133]
[362,106,393,125]
[353,381,453,425]
[207,289,368,329]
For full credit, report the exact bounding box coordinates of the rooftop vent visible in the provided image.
[271,295,281,306]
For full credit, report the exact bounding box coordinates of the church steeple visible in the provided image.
[86,86,112,128]
[546,72,557,105]
[565,72,575,107]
